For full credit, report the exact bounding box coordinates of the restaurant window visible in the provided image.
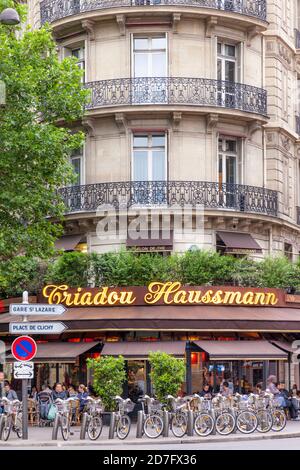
[284,242,293,261]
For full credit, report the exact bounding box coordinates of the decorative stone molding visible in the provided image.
[172,13,181,34]
[206,113,218,133]
[116,14,126,36]
[115,113,127,133]
[82,118,96,137]
[205,16,217,38]
[247,120,261,140]
[81,20,95,40]
[246,26,262,47]
[172,111,182,132]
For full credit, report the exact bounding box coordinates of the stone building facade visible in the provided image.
[25,0,300,258]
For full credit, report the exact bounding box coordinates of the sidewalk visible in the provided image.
[2,420,300,447]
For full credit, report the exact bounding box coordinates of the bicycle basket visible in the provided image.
[149,400,162,413]
[125,400,135,413]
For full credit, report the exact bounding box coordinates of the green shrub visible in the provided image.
[179,250,237,285]
[45,251,90,286]
[87,355,126,411]
[149,351,185,402]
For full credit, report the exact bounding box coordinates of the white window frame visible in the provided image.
[131,33,168,78]
[218,137,240,185]
[217,42,238,83]
[70,145,85,186]
[131,133,168,182]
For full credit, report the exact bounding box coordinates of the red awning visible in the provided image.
[217,231,262,254]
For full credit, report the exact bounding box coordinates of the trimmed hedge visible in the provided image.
[1,250,300,298]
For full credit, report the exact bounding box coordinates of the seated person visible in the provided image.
[199,383,213,399]
[277,382,299,420]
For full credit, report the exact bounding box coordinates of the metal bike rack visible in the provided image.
[51,414,60,440]
[136,410,143,438]
[80,412,88,440]
[108,412,116,439]
[187,410,194,437]
[162,410,169,438]
[211,408,216,435]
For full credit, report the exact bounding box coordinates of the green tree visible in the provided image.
[0,4,88,261]
[87,355,126,411]
[149,351,185,402]
[45,251,90,287]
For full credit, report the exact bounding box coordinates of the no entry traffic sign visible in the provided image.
[12,336,37,362]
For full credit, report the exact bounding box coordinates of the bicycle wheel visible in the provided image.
[1,417,12,441]
[215,412,235,436]
[256,410,273,433]
[236,410,258,434]
[15,414,23,439]
[144,414,163,439]
[170,411,187,438]
[116,415,131,440]
[194,413,214,437]
[271,409,287,432]
[87,416,103,441]
[61,415,70,441]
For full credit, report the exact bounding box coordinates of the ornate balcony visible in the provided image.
[40,0,267,24]
[85,77,267,116]
[59,181,278,216]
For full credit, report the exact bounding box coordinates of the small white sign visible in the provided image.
[13,362,34,379]
[9,304,67,316]
[9,322,68,335]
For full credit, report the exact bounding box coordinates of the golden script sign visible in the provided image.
[42,282,279,308]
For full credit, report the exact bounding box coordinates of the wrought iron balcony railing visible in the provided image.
[40,0,267,25]
[58,181,278,216]
[85,77,267,115]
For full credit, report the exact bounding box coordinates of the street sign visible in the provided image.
[11,336,37,362]
[13,362,34,379]
[9,322,68,335]
[9,304,67,316]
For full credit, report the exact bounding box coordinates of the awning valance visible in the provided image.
[193,340,287,360]
[1,306,300,333]
[55,234,83,251]
[126,230,173,249]
[6,341,100,363]
[101,341,186,359]
[217,231,262,254]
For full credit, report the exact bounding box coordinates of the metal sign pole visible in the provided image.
[22,378,28,440]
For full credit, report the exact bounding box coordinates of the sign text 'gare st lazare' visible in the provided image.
[41,282,280,308]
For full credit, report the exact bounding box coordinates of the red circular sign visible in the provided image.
[12,336,37,362]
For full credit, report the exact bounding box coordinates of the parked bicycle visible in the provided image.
[166,394,189,438]
[233,394,258,434]
[138,395,164,439]
[193,395,215,437]
[54,397,78,441]
[212,395,236,435]
[84,397,104,440]
[112,396,134,440]
[0,397,22,441]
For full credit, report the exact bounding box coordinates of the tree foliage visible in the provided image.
[0,4,88,261]
[149,351,185,401]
